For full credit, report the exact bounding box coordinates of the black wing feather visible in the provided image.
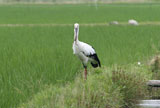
[89,53,101,68]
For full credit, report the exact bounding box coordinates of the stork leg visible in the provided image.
[84,68,87,80]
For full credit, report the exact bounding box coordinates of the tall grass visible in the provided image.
[0,3,160,108]
[0,25,160,108]
[0,26,78,108]
[19,64,152,108]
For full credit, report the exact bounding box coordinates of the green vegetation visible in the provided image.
[19,65,151,108]
[0,3,160,24]
[0,3,160,108]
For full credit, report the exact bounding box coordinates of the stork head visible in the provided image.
[74,23,79,29]
[74,23,79,41]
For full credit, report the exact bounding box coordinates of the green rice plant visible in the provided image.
[0,25,160,108]
[0,3,160,107]
[0,3,160,24]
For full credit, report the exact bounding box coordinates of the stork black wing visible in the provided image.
[89,53,101,68]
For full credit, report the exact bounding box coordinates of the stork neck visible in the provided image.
[74,34,79,42]
[74,28,79,41]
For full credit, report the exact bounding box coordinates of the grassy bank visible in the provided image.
[19,64,152,108]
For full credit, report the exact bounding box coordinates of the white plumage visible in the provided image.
[72,23,101,79]
[128,19,139,26]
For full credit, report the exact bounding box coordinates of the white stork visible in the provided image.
[72,23,101,80]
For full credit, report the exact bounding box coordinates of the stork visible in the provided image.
[72,23,101,80]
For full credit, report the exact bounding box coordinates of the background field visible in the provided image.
[0,3,160,24]
[0,3,160,108]
[0,0,158,4]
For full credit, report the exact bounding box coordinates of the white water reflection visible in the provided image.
[139,100,160,108]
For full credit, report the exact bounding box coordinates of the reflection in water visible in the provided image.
[139,100,160,108]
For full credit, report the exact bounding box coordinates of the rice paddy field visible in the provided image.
[0,3,160,108]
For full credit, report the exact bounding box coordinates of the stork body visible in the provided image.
[72,23,101,79]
